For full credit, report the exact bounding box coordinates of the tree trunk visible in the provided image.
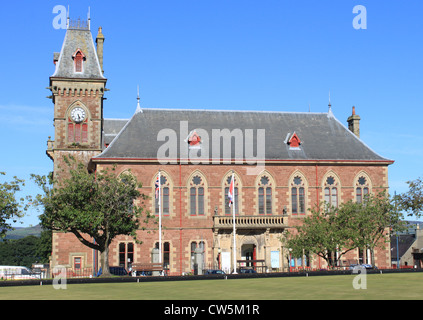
[99,246,111,277]
[370,247,375,267]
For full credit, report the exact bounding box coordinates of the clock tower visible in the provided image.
[47,17,107,176]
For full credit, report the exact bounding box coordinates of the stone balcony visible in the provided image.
[213,215,287,230]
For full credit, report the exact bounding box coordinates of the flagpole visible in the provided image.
[158,170,162,264]
[232,171,237,274]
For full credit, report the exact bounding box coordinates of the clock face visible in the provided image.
[70,107,86,123]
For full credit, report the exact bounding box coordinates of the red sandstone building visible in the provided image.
[46,19,394,275]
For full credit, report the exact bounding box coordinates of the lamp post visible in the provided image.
[395,191,399,269]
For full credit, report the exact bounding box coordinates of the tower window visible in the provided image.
[68,117,88,143]
[72,49,85,73]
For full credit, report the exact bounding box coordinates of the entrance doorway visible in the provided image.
[241,244,256,267]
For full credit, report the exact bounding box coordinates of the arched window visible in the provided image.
[155,241,170,270]
[324,176,339,208]
[291,175,306,215]
[73,49,85,73]
[258,175,273,215]
[190,174,205,216]
[155,173,170,216]
[119,242,134,270]
[224,174,239,215]
[356,175,370,203]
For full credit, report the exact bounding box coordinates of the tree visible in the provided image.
[396,177,423,218]
[284,204,358,268]
[0,172,27,238]
[338,192,404,266]
[32,157,154,277]
[0,236,41,267]
[36,229,52,264]
[284,191,403,268]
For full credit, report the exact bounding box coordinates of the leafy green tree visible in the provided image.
[0,236,41,267]
[36,229,52,264]
[32,157,153,277]
[396,177,423,218]
[338,192,404,266]
[0,172,27,238]
[284,204,357,268]
[284,192,403,268]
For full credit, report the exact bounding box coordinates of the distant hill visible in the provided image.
[401,220,423,234]
[3,225,43,240]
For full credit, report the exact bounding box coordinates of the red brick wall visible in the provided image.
[52,161,391,274]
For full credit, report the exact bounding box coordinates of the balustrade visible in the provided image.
[213,215,286,229]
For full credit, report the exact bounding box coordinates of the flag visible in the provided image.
[155,175,160,199]
[228,175,234,207]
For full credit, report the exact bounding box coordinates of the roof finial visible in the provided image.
[66,5,70,29]
[327,91,334,118]
[87,7,91,30]
[135,85,143,113]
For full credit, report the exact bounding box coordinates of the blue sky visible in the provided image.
[1,0,422,227]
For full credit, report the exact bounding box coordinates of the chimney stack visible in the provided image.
[96,27,105,74]
[347,106,360,138]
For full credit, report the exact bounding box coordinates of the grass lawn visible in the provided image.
[0,273,422,300]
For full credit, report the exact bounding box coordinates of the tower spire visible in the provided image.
[135,85,143,113]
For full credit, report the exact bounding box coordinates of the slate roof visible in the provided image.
[51,28,105,80]
[391,234,416,261]
[103,119,129,146]
[96,108,392,163]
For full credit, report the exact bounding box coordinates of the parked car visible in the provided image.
[239,268,257,274]
[204,269,226,275]
[349,264,376,270]
[97,266,128,277]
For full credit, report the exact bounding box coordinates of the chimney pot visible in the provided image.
[96,27,105,74]
[347,106,360,138]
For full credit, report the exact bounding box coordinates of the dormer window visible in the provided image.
[286,132,301,149]
[72,49,85,73]
[186,130,202,149]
